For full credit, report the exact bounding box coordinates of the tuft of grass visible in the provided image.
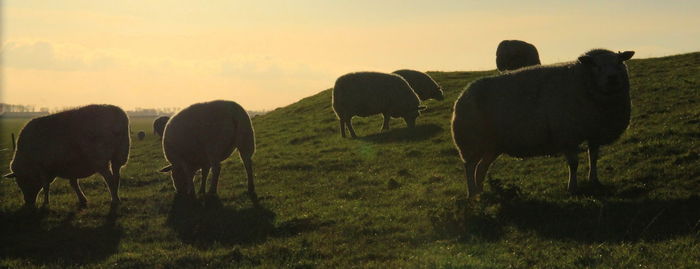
[1,53,699,267]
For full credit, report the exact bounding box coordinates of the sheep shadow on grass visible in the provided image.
[431,181,700,243]
[0,205,123,265]
[497,195,700,243]
[166,195,332,248]
[360,123,442,143]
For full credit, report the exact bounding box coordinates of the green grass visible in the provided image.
[1,52,699,268]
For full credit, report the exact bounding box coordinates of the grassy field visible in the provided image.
[0,52,698,268]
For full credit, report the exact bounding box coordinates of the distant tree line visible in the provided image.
[0,103,267,117]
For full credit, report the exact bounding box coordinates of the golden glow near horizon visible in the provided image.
[2,1,699,111]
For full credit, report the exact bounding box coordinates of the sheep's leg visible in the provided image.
[474,152,499,194]
[588,144,602,187]
[41,181,51,208]
[346,118,357,138]
[208,163,221,196]
[241,154,257,201]
[98,168,120,204]
[199,166,210,196]
[69,178,88,207]
[565,151,579,194]
[464,161,478,198]
[339,118,347,138]
[381,113,390,131]
[110,162,122,204]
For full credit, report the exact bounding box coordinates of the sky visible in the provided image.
[2,0,699,111]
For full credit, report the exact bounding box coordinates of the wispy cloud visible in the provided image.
[2,41,117,71]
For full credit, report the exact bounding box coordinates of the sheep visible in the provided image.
[153,116,169,138]
[452,49,635,198]
[496,40,541,72]
[332,71,425,138]
[159,100,257,202]
[137,131,146,141]
[4,105,131,207]
[392,69,444,101]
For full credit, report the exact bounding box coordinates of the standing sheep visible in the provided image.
[153,116,169,138]
[452,49,634,197]
[392,69,445,101]
[496,40,541,72]
[159,100,257,201]
[137,131,146,141]
[4,105,130,207]
[332,72,425,138]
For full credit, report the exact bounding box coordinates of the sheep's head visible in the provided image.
[421,77,444,101]
[433,88,445,101]
[160,164,193,196]
[578,49,635,94]
[4,170,42,207]
[403,106,427,128]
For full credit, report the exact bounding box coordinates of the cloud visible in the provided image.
[2,41,117,71]
[220,56,334,89]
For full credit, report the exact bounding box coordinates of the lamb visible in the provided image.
[159,100,257,202]
[392,69,444,101]
[137,131,146,140]
[452,49,635,198]
[153,116,169,138]
[4,105,130,207]
[332,71,425,138]
[496,40,541,72]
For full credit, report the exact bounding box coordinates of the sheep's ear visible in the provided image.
[417,106,427,111]
[159,166,173,173]
[578,55,594,66]
[619,51,635,61]
[4,173,15,178]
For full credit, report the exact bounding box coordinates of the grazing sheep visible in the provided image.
[392,69,444,101]
[496,40,541,72]
[159,100,257,201]
[4,105,130,207]
[137,131,146,141]
[332,71,425,138]
[452,49,635,197]
[153,116,169,138]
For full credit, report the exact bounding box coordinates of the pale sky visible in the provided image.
[2,0,699,111]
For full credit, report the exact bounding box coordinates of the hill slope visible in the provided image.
[1,53,698,267]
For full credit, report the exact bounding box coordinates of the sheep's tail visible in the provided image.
[111,116,131,167]
[236,113,255,158]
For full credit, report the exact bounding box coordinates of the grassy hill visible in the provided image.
[0,52,698,268]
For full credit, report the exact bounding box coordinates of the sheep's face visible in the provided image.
[433,88,445,101]
[579,51,635,93]
[403,106,426,128]
[170,165,194,196]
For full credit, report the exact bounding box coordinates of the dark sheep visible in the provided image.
[392,69,444,101]
[137,131,146,141]
[153,116,169,138]
[452,49,635,198]
[159,100,257,202]
[332,71,425,138]
[496,40,541,72]
[4,105,131,207]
